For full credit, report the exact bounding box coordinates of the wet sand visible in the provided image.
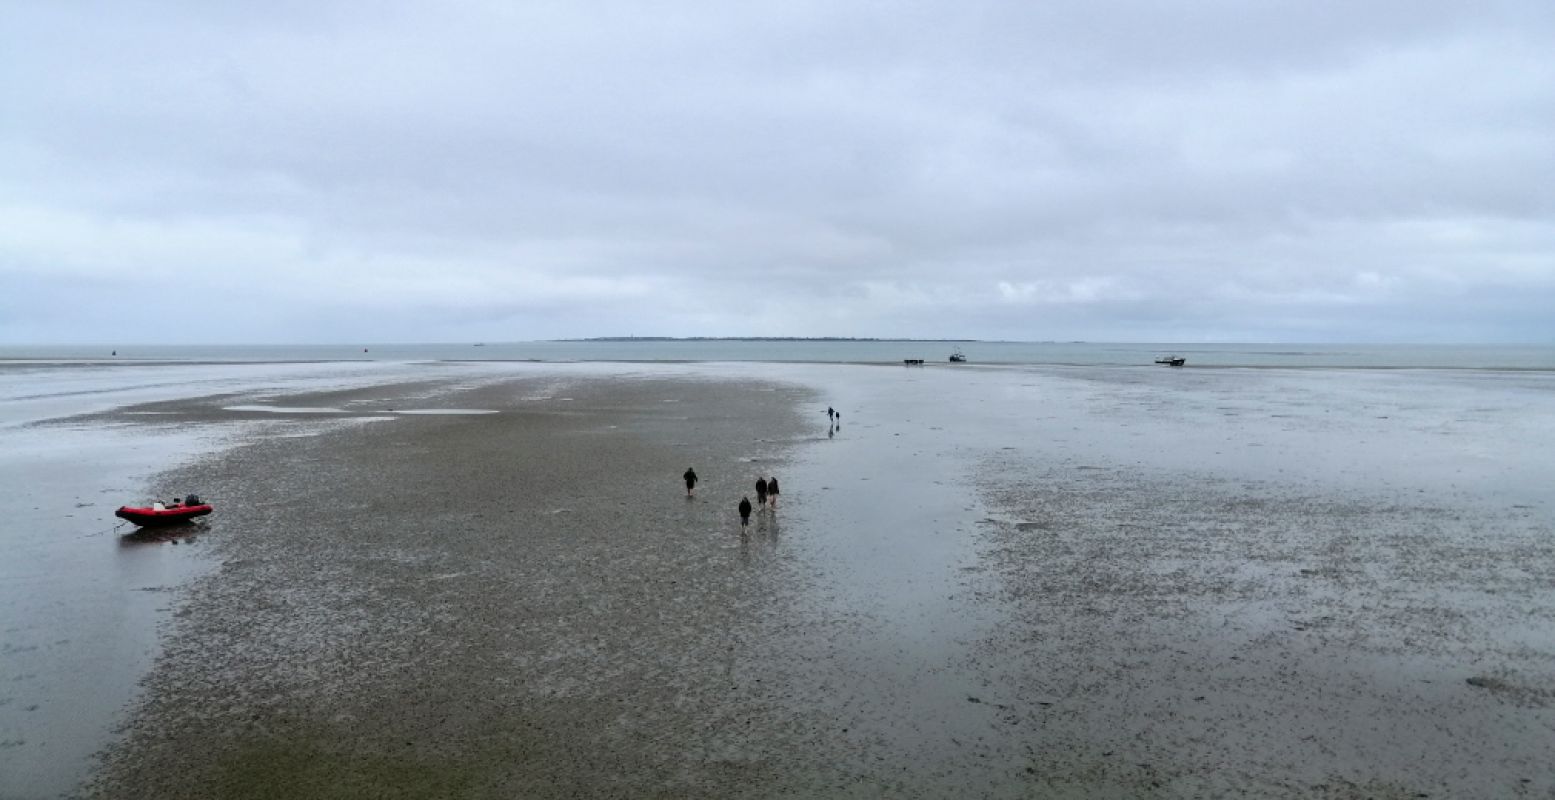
[82,371,836,798]
[55,363,1555,798]
[972,460,1554,796]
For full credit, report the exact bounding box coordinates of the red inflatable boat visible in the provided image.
[115,497,213,527]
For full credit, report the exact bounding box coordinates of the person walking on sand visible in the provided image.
[683,467,698,497]
[827,406,835,422]
[738,496,752,529]
[767,476,780,509]
[755,476,768,510]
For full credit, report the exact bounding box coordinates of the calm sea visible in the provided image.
[2,341,1553,369]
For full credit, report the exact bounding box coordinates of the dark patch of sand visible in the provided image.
[84,374,844,799]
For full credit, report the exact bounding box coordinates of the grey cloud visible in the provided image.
[2,1,1552,343]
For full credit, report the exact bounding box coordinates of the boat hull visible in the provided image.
[115,504,213,527]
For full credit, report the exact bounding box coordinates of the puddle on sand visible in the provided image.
[388,409,499,415]
[223,405,345,414]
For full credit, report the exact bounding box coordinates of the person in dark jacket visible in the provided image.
[755,477,768,509]
[767,477,780,509]
[683,467,698,497]
[738,496,753,528]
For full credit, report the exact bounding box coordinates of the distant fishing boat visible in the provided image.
[115,496,212,527]
[949,350,966,362]
[1154,356,1186,367]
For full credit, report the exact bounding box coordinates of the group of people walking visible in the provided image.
[679,404,840,531]
[738,476,780,528]
[681,467,781,530]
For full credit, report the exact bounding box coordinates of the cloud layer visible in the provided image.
[3,1,1552,342]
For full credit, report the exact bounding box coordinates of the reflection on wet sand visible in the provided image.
[117,524,207,548]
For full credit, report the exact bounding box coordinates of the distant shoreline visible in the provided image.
[561,336,985,342]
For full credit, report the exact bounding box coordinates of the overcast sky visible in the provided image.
[3,1,1552,343]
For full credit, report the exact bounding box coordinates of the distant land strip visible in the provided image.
[561,336,981,342]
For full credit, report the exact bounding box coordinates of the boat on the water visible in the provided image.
[949,351,967,362]
[1154,356,1186,366]
[115,496,212,527]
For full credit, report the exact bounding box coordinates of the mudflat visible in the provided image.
[69,363,1555,799]
[84,373,826,799]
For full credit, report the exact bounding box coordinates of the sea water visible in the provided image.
[3,341,1554,370]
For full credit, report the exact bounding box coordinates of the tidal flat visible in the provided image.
[3,361,1551,798]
